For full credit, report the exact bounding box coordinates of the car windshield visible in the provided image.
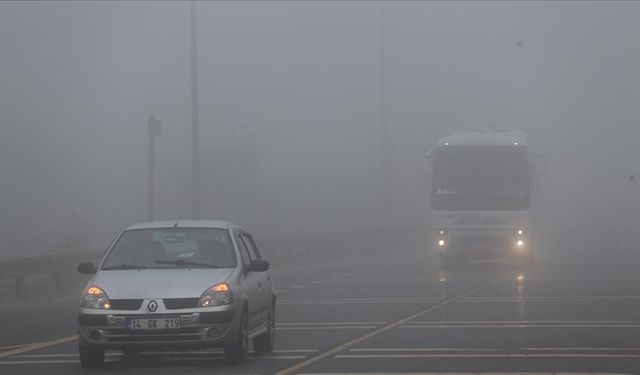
[432,145,531,211]
[101,228,236,270]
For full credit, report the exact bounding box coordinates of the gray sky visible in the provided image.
[1,1,640,259]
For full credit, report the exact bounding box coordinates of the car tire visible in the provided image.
[79,344,105,368]
[224,309,249,363]
[253,302,275,353]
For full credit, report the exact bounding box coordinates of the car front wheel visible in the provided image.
[224,309,249,363]
[253,302,275,353]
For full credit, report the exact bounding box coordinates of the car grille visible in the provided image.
[109,299,143,310]
[163,298,199,310]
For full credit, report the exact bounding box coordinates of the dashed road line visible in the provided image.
[398,324,640,329]
[0,354,308,365]
[349,348,502,352]
[462,296,640,302]
[274,269,519,375]
[408,320,636,324]
[278,298,440,305]
[278,326,378,330]
[333,353,640,359]
[278,322,387,326]
[300,372,631,375]
[348,347,640,353]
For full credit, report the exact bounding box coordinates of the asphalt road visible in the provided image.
[2,249,640,374]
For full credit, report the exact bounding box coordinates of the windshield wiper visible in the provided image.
[102,263,148,270]
[155,260,219,268]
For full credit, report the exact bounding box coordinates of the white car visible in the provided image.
[76,220,275,367]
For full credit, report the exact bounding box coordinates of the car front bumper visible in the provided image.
[78,306,239,350]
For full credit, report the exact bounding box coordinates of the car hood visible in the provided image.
[92,268,234,299]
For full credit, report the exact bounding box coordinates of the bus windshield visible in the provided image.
[431,145,531,211]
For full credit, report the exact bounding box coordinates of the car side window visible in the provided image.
[239,233,259,261]
[243,234,262,260]
[235,232,252,266]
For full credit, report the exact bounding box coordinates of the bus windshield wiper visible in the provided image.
[102,263,148,270]
[155,260,219,268]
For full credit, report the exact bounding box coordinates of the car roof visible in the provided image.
[125,220,235,231]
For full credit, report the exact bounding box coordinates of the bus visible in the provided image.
[426,130,534,267]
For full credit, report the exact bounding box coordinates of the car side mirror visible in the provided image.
[247,259,269,273]
[78,262,98,275]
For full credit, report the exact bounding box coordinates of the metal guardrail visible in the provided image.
[0,227,427,297]
[0,250,103,296]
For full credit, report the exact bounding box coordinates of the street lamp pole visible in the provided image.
[190,0,201,220]
[147,114,161,221]
[379,2,393,228]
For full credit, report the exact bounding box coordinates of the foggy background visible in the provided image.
[1,1,639,260]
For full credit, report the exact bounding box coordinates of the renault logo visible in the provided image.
[147,300,158,313]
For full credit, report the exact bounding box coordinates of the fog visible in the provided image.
[1,1,640,260]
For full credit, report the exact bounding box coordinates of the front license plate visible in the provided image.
[128,318,182,330]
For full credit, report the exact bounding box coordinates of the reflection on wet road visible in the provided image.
[2,251,640,374]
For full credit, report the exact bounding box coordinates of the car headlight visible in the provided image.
[81,286,111,310]
[515,239,525,248]
[198,283,233,307]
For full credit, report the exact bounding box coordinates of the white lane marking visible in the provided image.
[290,285,306,289]
[350,348,501,352]
[399,324,640,328]
[277,322,386,326]
[334,353,640,358]
[408,320,636,324]
[349,347,640,353]
[14,349,320,358]
[13,354,109,358]
[300,373,634,375]
[278,326,378,330]
[463,296,640,302]
[523,347,640,351]
[0,355,306,365]
[0,359,119,365]
[274,270,519,375]
[278,298,439,305]
[310,280,327,285]
[275,290,285,295]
